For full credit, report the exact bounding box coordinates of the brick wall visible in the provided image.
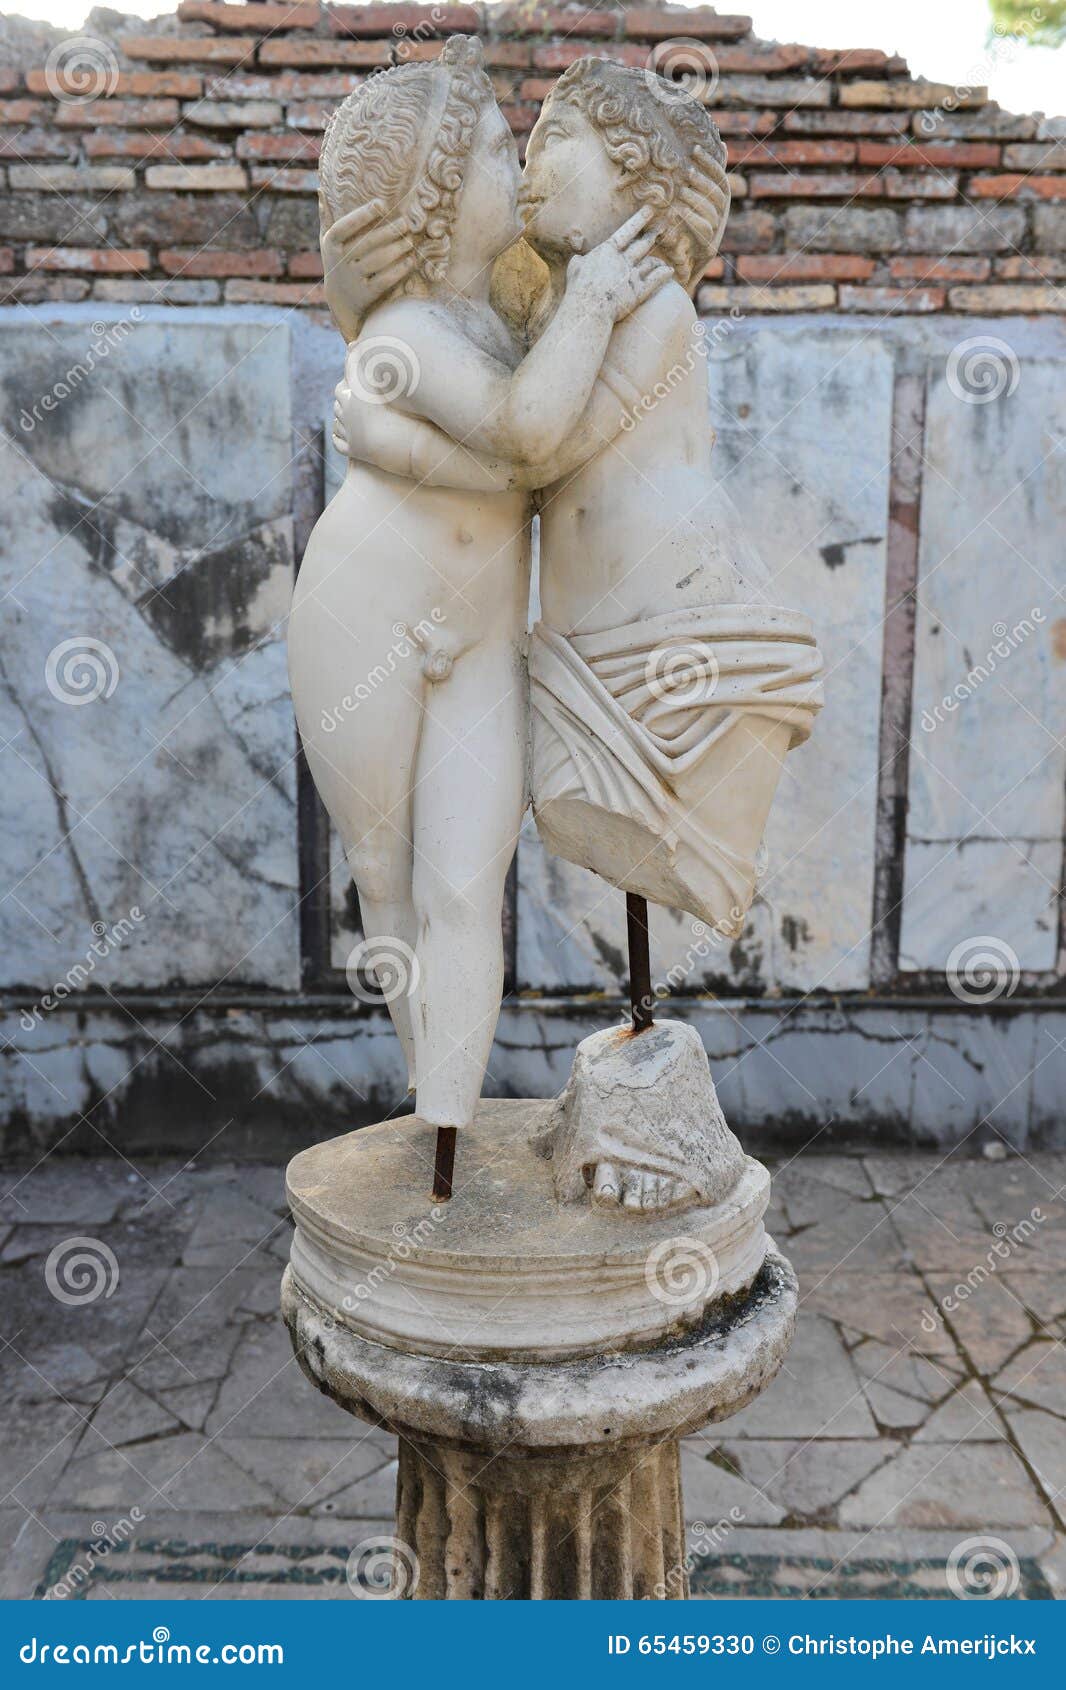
[2,1,1064,315]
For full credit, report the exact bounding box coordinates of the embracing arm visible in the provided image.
[335,280,698,491]
[369,210,670,465]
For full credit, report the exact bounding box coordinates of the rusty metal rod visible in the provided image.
[432,1125,457,1201]
[626,892,654,1034]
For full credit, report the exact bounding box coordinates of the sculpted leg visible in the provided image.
[410,641,526,1132]
[345,827,418,1090]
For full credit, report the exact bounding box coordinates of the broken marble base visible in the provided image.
[282,1252,796,1599]
[281,1102,796,1600]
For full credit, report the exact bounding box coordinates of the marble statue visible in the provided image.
[321,47,823,1209]
[290,37,672,1148]
[282,38,821,1599]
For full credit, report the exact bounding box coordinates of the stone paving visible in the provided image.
[1,1151,1063,1600]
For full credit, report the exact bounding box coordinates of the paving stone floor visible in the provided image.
[1,1150,1063,1600]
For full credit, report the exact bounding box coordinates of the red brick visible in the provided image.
[0,130,76,161]
[178,2,322,26]
[968,173,1066,199]
[249,166,317,191]
[948,282,1066,310]
[623,8,752,40]
[286,102,332,129]
[810,49,908,74]
[728,140,856,168]
[840,80,986,109]
[0,247,12,273]
[700,256,724,280]
[738,253,876,281]
[288,250,323,277]
[56,99,180,128]
[749,173,884,198]
[84,132,232,160]
[160,247,285,276]
[0,99,44,124]
[880,170,958,200]
[145,164,248,190]
[238,130,321,160]
[1,275,90,304]
[838,284,945,312]
[25,245,151,273]
[784,110,911,136]
[119,37,259,64]
[402,39,531,67]
[210,72,357,98]
[258,40,390,67]
[718,209,775,253]
[704,110,777,137]
[887,255,990,282]
[712,45,812,73]
[0,70,17,95]
[698,282,835,311]
[517,79,557,103]
[858,140,1000,168]
[26,69,203,97]
[493,5,617,35]
[224,278,327,304]
[330,4,479,34]
[533,43,648,71]
[995,254,1066,280]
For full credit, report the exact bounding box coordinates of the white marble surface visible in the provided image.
[0,317,299,991]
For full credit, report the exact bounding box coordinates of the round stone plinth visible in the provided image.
[286,1099,770,1361]
[281,1253,797,1599]
[282,1249,797,1452]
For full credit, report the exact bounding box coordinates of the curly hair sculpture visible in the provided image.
[318,35,494,291]
[549,59,731,290]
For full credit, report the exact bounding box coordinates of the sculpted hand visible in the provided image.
[321,199,417,342]
[566,207,673,323]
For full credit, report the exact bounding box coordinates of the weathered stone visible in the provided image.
[0,316,300,993]
[839,1441,1049,1528]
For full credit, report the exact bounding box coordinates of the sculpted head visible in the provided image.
[318,35,521,292]
[520,59,730,289]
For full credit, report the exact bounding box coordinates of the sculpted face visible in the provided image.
[520,98,638,260]
[449,100,524,273]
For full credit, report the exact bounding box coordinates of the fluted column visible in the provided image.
[393,1435,686,1600]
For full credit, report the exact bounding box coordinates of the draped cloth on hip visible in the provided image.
[529,606,824,932]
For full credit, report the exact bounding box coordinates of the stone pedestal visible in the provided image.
[281,1100,796,1601]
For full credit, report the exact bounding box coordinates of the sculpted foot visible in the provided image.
[590,1160,701,1214]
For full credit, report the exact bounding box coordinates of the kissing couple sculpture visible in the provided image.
[288,37,823,1214]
